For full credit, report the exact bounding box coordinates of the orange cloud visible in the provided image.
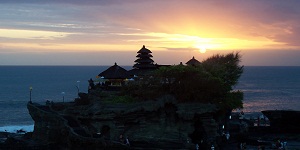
[1,1,300,65]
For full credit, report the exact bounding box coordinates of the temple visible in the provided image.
[186,56,201,66]
[128,45,159,77]
[24,47,247,150]
[97,62,130,87]
[133,45,156,69]
[96,45,200,89]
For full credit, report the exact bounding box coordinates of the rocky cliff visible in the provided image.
[27,95,221,149]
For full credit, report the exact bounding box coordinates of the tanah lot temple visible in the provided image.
[93,45,201,89]
[25,45,248,150]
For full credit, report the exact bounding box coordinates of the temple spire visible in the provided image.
[133,45,156,69]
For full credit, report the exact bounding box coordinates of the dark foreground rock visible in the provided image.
[26,95,222,149]
[2,114,300,149]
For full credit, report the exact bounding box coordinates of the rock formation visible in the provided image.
[27,93,222,149]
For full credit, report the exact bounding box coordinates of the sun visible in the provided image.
[199,47,206,53]
[195,45,207,53]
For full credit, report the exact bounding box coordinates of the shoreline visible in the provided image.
[0,111,266,134]
[0,125,34,133]
[1,128,300,149]
[1,110,300,149]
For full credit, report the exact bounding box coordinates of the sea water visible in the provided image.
[0,66,112,132]
[235,66,300,113]
[0,66,299,132]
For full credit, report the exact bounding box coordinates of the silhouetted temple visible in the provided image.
[128,45,158,76]
[186,56,201,66]
[98,62,130,86]
[133,45,156,69]
[96,45,201,88]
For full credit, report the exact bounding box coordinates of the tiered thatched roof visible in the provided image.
[133,45,156,69]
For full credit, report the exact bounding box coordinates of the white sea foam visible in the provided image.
[0,125,34,133]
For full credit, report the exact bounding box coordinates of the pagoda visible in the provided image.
[133,45,156,69]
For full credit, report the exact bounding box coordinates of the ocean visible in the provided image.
[0,66,299,132]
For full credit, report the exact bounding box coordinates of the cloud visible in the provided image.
[0,0,140,5]
[272,26,300,47]
[210,1,300,47]
[0,29,70,40]
[1,0,300,66]
[160,47,198,52]
[79,0,300,42]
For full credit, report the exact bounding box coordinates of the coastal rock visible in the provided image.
[27,95,220,149]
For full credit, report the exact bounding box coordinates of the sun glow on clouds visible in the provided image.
[2,43,137,53]
[120,32,283,51]
[1,1,300,66]
[0,29,70,40]
[0,28,285,53]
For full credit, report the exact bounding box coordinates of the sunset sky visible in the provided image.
[1,0,300,66]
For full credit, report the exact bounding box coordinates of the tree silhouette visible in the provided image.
[122,52,244,109]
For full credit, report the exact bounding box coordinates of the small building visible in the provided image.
[186,56,201,66]
[98,62,130,87]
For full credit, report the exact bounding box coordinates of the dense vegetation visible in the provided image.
[122,52,243,110]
